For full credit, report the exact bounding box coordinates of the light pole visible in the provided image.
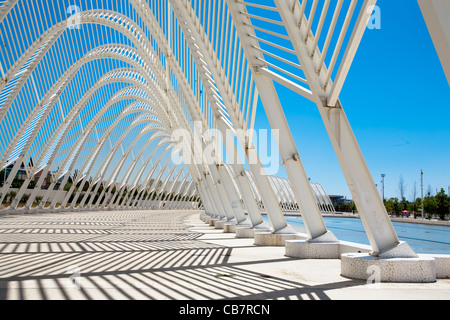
[421,169,424,219]
[381,174,386,202]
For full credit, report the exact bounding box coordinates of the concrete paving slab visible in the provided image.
[0,210,448,301]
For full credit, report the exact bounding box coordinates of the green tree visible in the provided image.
[400,196,408,211]
[385,197,401,215]
[351,202,357,214]
[435,188,449,220]
[63,182,72,191]
[407,202,417,215]
[393,198,402,216]
[384,198,392,213]
[409,198,422,218]
[423,196,437,219]
[19,194,30,204]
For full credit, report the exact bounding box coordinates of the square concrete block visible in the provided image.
[341,253,436,283]
[224,223,250,233]
[285,240,340,259]
[420,254,450,279]
[209,218,219,226]
[235,227,272,238]
[214,220,227,229]
[254,232,300,246]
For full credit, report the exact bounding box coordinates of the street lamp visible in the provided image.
[421,169,424,219]
[381,174,386,201]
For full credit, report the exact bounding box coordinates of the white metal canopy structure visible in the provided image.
[418,0,450,87]
[0,0,418,258]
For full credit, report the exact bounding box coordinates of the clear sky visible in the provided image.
[254,0,450,201]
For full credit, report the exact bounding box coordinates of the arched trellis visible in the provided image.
[0,0,334,222]
[24,88,160,210]
[9,87,159,210]
[1,2,223,219]
[68,121,165,210]
[0,31,201,212]
[0,42,164,174]
[85,136,173,209]
[0,0,412,262]
[95,119,167,206]
[119,137,179,209]
[0,10,177,192]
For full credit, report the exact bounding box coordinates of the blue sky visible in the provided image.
[255,0,450,200]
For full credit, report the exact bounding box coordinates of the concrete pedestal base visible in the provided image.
[203,216,212,224]
[285,240,341,259]
[235,227,271,238]
[422,254,450,279]
[214,219,231,229]
[3,209,23,215]
[203,215,220,225]
[254,232,302,246]
[341,253,436,283]
[224,223,251,233]
[199,212,208,222]
[209,218,219,226]
[285,231,341,259]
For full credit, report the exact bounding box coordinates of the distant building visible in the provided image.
[329,195,355,213]
[0,164,27,188]
[0,162,51,189]
[329,195,346,204]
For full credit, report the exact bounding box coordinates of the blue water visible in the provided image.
[262,215,450,254]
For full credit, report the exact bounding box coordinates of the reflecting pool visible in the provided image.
[262,215,450,254]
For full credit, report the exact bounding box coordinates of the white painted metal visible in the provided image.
[417,0,450,87]
[226,0,331,240]
[169,0,292,233]
[0,0,401,260]
[270,0,415,257]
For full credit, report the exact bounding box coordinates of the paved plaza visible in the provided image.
[0,210,448,300]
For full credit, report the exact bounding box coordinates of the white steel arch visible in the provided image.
[0,0,421,266]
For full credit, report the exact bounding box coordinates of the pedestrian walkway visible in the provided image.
[0,210,448,300]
